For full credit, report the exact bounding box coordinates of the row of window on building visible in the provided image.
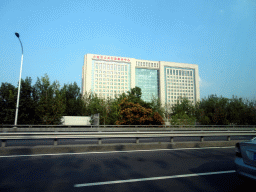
[167,80,194,84]
[168,92,194,96]
[95,63,128,71]
[167,94,195,104]
[136,61,159,68]
[168,100,194,104]
[94,80,128,85]
[95,87,128,92]
[166,69,193,76]
[95,82,128,88]
[95,90,128,97]
[168,95,194,99]
[94,71,128,75]
[94,75,128,79]
[167,76,193,80]
[167,84,194,88]
[167,88,194,92]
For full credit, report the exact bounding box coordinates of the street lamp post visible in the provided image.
[14,32,24,126]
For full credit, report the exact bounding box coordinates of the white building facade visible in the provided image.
[82,54,200,106]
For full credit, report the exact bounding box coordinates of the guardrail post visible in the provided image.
[98,138,102,145]
[227,136,231,141]
[170,137,174,143]
[1,140,6,148]
[54,139,58,146]
[136,137,139,144]
[200,136,204,142]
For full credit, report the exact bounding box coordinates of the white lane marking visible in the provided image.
[74,170,236,187]
[0,146,235,158]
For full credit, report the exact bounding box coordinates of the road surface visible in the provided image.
[0,147,254,191]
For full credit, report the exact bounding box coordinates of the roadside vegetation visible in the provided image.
[166,95,256,125]
[0,74,255,125]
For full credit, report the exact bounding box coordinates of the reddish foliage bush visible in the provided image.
[116,98,164,125]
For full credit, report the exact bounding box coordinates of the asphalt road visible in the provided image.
[4,135,254,147]
[0,147,255,192]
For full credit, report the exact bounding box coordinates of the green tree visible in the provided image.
[130,86,142,98]
[171,97,195,117]
[0,82,17,124]
[149,95,165,119]
[171,113,196,125]
[239,98,256,125]
[17,77,38,124]
[104,93,126,125]
[170,97,196,125]
[61,82,84,116]
[34,74,65,124]
[82,87,165,125]
[112,87,164,125]
[127,86,151,109]
[227,96,247,125]
[82,93,107,125]
[111,87,165,125]
[212,97,229,125]
[196,95,231,125]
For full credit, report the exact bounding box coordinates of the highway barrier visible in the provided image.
[1,130,256,148]
[1,125,256,155]
[1,124,256,132]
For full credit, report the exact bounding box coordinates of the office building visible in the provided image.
[82,54,200,106]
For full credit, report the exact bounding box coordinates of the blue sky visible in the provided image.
[0,0,255,101]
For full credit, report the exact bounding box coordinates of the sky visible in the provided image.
[0,0,255,101]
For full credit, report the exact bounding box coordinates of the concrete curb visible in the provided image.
[0,140,241,156]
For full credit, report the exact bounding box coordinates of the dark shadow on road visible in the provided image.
[9,147,33,155]
[115,145,125,151]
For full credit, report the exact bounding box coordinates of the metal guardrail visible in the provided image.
[1,124,256,132]
[1,131,256,148]
[1,124,256,128]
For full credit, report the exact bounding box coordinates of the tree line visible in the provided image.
[0,74,164,125]
[166,95,256,125]
[0,74,255,125]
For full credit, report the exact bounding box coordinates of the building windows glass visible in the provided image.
[135,68,159,102]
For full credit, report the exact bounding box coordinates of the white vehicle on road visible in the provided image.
[235,137,256,180]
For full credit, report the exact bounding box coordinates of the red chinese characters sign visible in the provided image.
[92,55,130,62]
